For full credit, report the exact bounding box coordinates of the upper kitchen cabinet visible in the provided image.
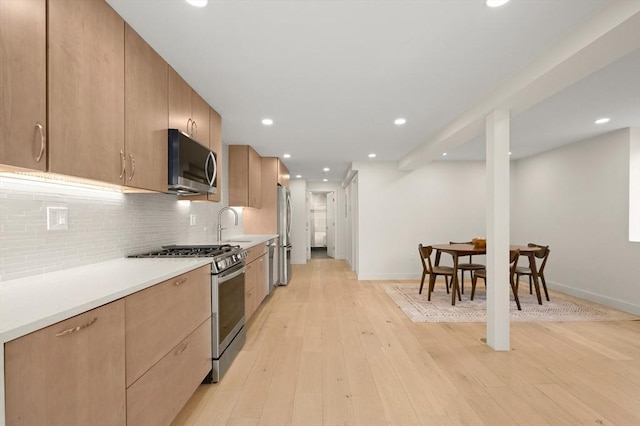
[208,107,223,202]
[168,68,210,147]
[229,145,262,208]
[48,0,125,185]
[125,24,168,193]
[0,0,47,171]
[278,159,290,188]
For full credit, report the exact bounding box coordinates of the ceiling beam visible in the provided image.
[398,1,640,171]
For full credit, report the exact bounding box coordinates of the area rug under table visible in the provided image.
[383,283,639,323]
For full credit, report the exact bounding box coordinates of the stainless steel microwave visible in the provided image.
[167,129,217,195]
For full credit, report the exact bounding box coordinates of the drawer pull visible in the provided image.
[175,341,189,355]
[55,317,98,337]
[174,278,187,286]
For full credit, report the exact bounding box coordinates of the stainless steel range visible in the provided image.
[129,244,247,382]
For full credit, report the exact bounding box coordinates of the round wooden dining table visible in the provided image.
[431,243,544,306]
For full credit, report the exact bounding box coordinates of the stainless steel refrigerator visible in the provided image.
[277,186,292,285]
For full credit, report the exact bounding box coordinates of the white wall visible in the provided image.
[353,161,487,280]
[289,179,307,264]
[512,128,640,314]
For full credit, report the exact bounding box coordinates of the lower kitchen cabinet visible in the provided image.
[4,300,126,426]
[245,244,268,320]
[126,317,212,426]
[125,266,210,387]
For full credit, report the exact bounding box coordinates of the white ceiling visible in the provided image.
[106,0,636,182]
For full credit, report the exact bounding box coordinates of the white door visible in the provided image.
[326,192,335,258]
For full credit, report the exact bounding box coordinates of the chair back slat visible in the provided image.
[418,244,434,273]
[527,243,550,271]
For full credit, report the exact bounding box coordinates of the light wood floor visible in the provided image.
[172,259,640,426]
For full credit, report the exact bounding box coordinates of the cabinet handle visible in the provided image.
[186,118,193,135]
[174,278,187,286]
[119,150,126,179]
[55,317,98,337]
[128,153,136,181]
[35,122,45,163]
[175,341,189,355]
[192,120,198,137]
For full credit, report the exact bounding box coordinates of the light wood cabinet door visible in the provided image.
[278,159,290,188]
[248,146,262,208]
[48,0,125,184]
[190,91,210,146]
[125,266,211,387]
[168,67,192,135]
[244,157,278,234]
[4,300,126,426]
[208,107,222,202]
[124,24,168,192]
[127,318,212,426]
[229,145,263,208]
[244,260,257,320]
[254,253,268,307]
[0,0,46,171]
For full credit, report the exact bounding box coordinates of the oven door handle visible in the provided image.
[218,265,245,284]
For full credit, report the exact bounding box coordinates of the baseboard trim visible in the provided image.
[357,273,421,281]
[291,257,307,265]
[547,280,640,316]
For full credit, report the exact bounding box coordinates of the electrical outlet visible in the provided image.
[47,206,68,230]
[190,214,197,226]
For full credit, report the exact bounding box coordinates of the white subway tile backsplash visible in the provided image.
[0,177,243,282]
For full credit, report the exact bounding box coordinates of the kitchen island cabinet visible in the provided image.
[0,0,47,172]
[48,0,125,185]
[229,145,262,208]
[124,24,168,192]
[4,300,126,426]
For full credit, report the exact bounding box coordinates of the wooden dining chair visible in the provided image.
[418,244,458,301]
[449,241,485,294]
[470,249,521,310]
[515,243,550,301]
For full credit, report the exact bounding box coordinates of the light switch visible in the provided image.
[47,206,68,230]
[190,214,197,226]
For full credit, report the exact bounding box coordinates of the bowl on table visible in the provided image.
[472,238,486,249]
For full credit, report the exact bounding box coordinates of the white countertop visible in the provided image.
[0,258,212,344]
[0,234,278,344]
[188,234,280,249]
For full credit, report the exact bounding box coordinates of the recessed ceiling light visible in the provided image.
[594,117,610,124]
[442,152,447,156]
[323,167,330,172]
[486,0,510,7]
[322,179,328,182]
[185,0,208,7]
[368,153,376,158]
[261,118,273,126]
[283,153,291,158]
[296,175,302,178]
[394,118,406,126]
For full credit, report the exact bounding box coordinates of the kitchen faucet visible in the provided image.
[217,206,239,242]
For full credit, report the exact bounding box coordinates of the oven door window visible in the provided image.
[218,268,245,345]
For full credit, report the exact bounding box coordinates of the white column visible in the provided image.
[486,109,511,351]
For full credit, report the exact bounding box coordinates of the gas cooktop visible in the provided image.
[128,244,247,273]
[129,245,239,258]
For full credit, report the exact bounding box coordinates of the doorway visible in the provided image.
[308,191,335,259]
